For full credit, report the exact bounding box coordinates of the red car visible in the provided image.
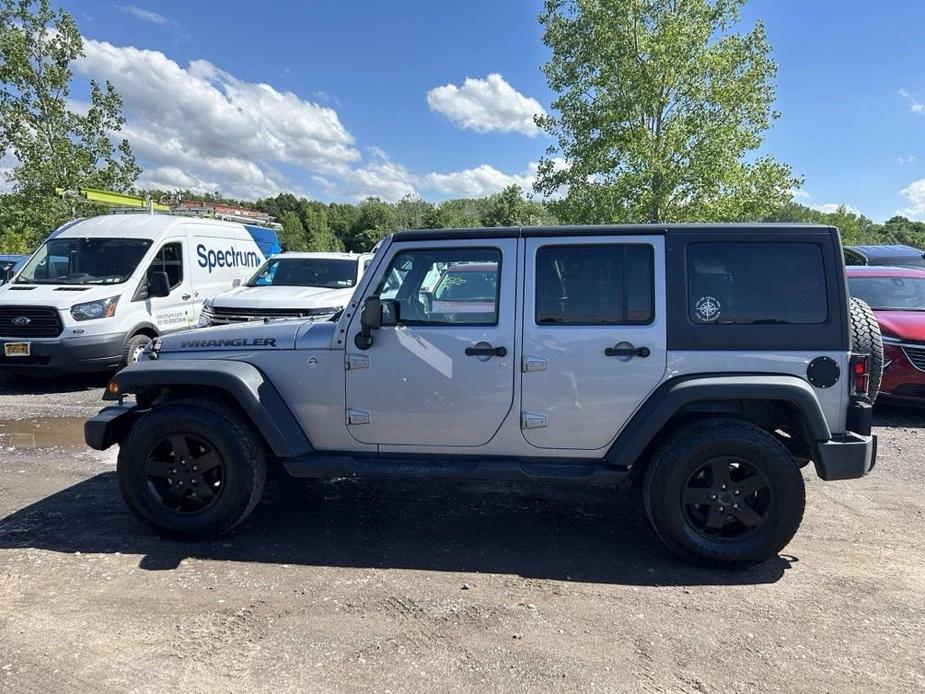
[847,266,925,404]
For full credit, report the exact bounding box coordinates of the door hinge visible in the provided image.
[346,408,370,425]
[521,411,548,429]
[345,353,369,370]
[522,355,548,373]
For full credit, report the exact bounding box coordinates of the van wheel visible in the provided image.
[117,399,266,540]
[122,333,153,366]
[643,419,805,568]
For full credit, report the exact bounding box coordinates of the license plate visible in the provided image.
[3,342,30,357]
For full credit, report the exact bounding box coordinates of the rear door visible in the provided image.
[520,235,667,450]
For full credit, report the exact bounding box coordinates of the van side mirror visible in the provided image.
[1,267,13,284]
[148,271,171,298]
[232,278,242,288]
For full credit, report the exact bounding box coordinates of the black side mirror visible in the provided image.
[1,267,13,284]
[356,297,382,350]
[148,271,171,298]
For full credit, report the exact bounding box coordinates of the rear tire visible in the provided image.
[643,419,805,568]
[117,399,266,540]
[849,297,883,403]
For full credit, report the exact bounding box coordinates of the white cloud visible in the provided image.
[789,188,811,201]
[899,88,925,114]
[812,203,862,216]
[898,155,919,165]
[73,38,359,199]
[421,158,567,199]
[115,5,176,26]
[427,74,545,136]
[898,178,925,220]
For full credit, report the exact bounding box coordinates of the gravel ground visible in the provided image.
[0,374,923,693]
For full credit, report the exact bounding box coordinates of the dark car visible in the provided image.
[844,244,925,269]
[0,254,28,285]
[847,265,925,404]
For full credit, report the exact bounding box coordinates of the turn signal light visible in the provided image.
[107,381,120,396]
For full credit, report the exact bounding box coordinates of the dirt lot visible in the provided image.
[0,374,923,693]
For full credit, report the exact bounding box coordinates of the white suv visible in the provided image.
[199,252,374,326]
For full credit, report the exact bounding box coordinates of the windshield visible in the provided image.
[247,257,357,288]
[849,276,925,310]
[16,238,152,285]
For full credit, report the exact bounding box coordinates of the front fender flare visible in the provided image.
[103,359,313,458]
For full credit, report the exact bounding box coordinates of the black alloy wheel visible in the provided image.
[144,433,225,514]
[681,456,772,541]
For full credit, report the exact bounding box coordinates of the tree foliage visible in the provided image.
[0,0,139,250]
[535,0,798,223]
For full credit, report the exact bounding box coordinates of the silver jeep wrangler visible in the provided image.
[86,224,880,567]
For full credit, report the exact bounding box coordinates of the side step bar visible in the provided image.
[283,454,629,484]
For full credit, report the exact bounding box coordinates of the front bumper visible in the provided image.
[0,331,126,372]
[814,401,877,481]
[85,403,140,450]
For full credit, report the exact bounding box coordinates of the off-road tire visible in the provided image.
[117,399,266,540]
[849,297,883,403]
[121,333,153,367]
[643,419,805,568]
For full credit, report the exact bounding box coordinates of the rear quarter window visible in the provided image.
[688,243,828,325]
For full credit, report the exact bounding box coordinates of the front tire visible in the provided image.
[117,399,267,540]
[643,419,805,568]
[122,333,153,367]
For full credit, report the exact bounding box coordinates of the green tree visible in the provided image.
[0,0,140,251]
[481,185,547,227]
[535,0,798,224]
[278,210,307,251]
[349,197,398,251]
[301,201,342,252]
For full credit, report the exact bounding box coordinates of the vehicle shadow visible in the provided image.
[0,471,793,587]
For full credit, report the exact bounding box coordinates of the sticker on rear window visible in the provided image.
[694,296,722,322]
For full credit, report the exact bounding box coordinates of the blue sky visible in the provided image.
[56,0,925,222]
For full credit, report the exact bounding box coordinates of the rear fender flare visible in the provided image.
[604,374,832,469]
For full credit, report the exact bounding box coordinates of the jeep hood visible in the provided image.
[874,310,925,343]
[212,285,355,310]
[155,319,309,353]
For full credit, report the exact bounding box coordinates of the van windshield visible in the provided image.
[247,257,358,288]
[16,238,153,285]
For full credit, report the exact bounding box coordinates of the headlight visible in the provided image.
[197,298,214,328]
[71,296,120,321]
[304,306,342,317]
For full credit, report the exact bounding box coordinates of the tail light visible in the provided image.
[850,354,870,398]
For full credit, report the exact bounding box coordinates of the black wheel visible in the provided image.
[117,399,266,540]
[849,297,883,403]
[122,333,153,367]
[643,419,805,568]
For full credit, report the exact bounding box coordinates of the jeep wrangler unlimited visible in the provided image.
[85,224,879,568]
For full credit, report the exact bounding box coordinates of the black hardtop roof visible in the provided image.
[391,223,837,242]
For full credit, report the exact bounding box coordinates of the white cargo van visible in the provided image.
[0,213,279,373]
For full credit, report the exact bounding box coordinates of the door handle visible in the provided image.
[465,345,507,357]
[181,293,192,300]
[604,344,650,358]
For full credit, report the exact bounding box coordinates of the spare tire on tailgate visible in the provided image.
[849,297,883,403]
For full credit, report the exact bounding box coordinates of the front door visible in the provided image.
[520,235,667,450]
[143,240,195,332]
[345,240,517,447]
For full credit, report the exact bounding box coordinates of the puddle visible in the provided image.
[0,416,88,450]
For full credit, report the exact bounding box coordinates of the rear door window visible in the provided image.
[688,243,828,325]
[535,245,654,325]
